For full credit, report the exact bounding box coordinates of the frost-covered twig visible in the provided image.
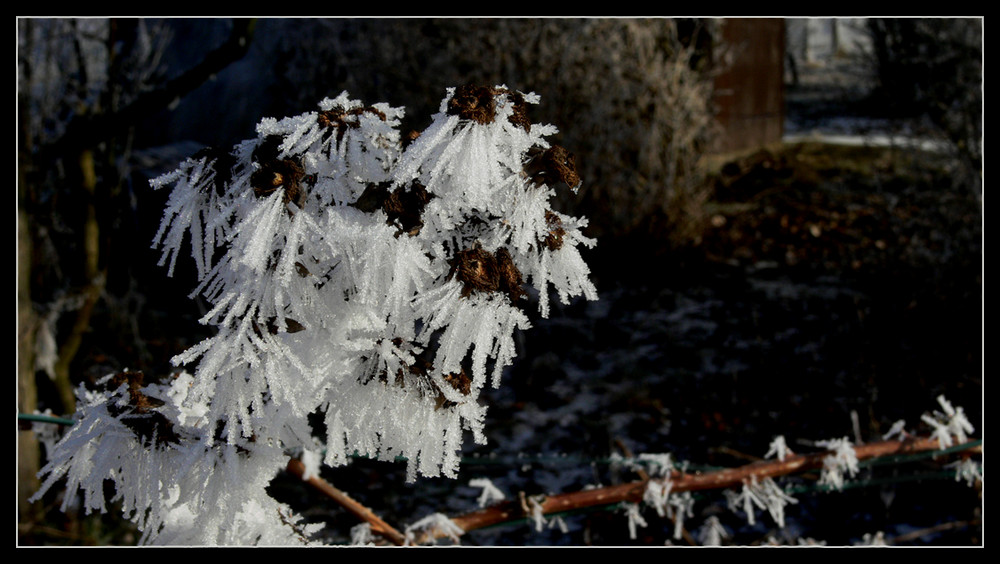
[888,518,981,544]
[416,435,980,543]
[286,458,405,545]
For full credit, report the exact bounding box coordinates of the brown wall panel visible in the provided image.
[712,19,786,153]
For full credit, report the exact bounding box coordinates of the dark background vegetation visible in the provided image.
[17,18,982,546]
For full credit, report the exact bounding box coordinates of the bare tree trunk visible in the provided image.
[18,76,42,525]
[18,211,41,525]
[51,146,105,415]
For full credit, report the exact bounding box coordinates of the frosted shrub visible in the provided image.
[31,85,597,545]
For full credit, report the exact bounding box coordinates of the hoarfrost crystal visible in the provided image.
[469,477,506,508]
[624,502,648,540]
[697,516,729,546]
[405,513,465,545]
[32,86,597,545]
[815,437,859,491]
[921,395,975,449]
[765,435,791,461]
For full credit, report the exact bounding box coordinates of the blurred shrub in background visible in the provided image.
[267,18,724,245]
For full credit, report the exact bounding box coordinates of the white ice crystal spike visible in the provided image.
[882,419,908,440]
[393,87,554,207]
[392,113,460,186]
[729,476,799,529]
[668,492,695,540]
[495,184,556,252]
[922,413,955,449]
[350,523,375,546]
[624,502,647,540]
[405,513,464,545]
[765,435,791,461]
[151,156,222,279]
[233,189,288,275]
[469,477,506,508]
[525,496,548,532]
[419,289,532,392]
[637,452,674,478]
[643,479,672,517]
[947,458,983,487]
[923,394,977,448]
[816,437,860,491]
[321,376,476,481]
[698,516,730,546]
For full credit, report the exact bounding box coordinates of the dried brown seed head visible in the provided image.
[448,243,526,302]
[442,369,472,396]
[435,368,472,410]
[494,246,527,302]
[447,85,532,131]
[383,181,432,236]
[543,210,566,251]
[447,84,498,125]
[317,106,388,147]
[250,158,306,205]
[506,90,531,132]
[362,338,471,410]
[106,371,180,447]
[317,105,387,129]
[525,145,581,192]
[353,181,432,236]
[449,244,500,297]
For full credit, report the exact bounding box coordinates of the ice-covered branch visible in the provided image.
[286,458,406,546]
[35,85,598,545]
[414,434,981,544]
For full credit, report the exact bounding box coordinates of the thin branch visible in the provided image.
[285,458,406,546]
[889,518,980,544]
[417,436,982,544]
